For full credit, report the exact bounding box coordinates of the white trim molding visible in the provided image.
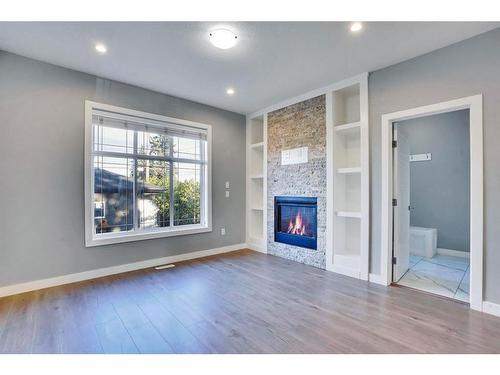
[380,95,484,311]
[325,92,334,272]
[0,243,246,298]
[482,301,500,318]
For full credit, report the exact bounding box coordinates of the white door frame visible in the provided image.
[380,95,483,311]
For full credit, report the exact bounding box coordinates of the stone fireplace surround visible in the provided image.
[266,95,327,268]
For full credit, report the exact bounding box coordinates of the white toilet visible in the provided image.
[410,226,437,258]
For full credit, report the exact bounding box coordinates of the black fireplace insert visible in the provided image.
[274,196,317,250]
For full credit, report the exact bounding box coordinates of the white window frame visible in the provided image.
[84,100,212,247]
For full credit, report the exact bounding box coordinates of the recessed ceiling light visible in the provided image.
[226,88,235,95]
[209,29,238,50]
[350,22,363,33]
[95,43,107,54]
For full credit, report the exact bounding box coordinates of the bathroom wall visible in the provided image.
[396,110,470,252]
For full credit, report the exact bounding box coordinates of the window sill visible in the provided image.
[85,224,212,247]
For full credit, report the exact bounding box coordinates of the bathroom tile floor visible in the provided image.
[397,253,470,302]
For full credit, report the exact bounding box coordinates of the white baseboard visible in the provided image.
[437,248,469,258]
[369,273,389,286]
[0,243,247,298]
[482,301,500,318]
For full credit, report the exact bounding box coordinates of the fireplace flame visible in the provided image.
[287,211,307,236]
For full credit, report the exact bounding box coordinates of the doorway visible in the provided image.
[380,95,483,311]
[392,110,470,302]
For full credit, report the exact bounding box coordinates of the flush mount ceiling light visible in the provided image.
[350,22,363,33]
[209,29,238,49]
[95,43,107,54]
[226,88,235,95]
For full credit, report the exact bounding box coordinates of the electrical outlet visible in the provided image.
[225,181,230,189]
[220,227,226,236]
[225,190,230,198]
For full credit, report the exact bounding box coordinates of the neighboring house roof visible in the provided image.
[94,168,165,194]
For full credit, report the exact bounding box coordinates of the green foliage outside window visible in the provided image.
[144,135,201,227]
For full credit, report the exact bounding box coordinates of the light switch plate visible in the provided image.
[225,181,230,189]
[225,191,230,198]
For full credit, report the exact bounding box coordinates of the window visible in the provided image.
[85,101,212,247]
[94,201,105,219]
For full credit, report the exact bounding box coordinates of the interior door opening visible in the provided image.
[392,109,471,303]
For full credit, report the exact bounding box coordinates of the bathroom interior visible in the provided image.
[393,109,471,302]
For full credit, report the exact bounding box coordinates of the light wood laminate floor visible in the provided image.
[1,249,500,353]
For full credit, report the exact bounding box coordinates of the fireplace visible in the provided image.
[274,196,317,250]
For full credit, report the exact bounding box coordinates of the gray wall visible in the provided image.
[397,110,470,252]
[369,27,500,303]
[0,51,246,287]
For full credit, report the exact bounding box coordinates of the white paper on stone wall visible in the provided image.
[281,147,308,165]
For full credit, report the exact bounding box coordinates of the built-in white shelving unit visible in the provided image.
[326,74,369,280]
[246,114,267,252]
[245,73,369,275]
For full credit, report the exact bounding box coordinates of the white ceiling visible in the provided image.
[0,22,498,114]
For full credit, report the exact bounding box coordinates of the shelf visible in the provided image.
[336,211,361,218]
[250,206,264,232]
[334,121,361,134]
[337,167,361,174]
[249,116,264,144]
[250,141,264,149]
[248,114,266,253]
[333,84,361,125]
[328,76,367,281]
